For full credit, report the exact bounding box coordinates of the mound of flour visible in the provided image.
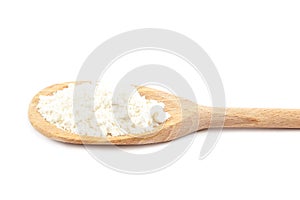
[37,83,170,137]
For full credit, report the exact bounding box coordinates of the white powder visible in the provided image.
[37,83,170,137]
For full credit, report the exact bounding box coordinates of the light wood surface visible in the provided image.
[28,82,300,145]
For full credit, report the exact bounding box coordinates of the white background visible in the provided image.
[1,0,300,199]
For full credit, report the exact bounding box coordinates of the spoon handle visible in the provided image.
[221,108,300,128]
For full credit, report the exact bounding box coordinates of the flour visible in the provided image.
[37,83,170,137]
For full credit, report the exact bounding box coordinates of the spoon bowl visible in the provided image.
[29,82,209,145]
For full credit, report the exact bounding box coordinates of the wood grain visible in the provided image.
[223,107,300,128]
[28,82,300,145]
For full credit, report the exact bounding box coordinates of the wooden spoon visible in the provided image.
[28,82,300,145]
